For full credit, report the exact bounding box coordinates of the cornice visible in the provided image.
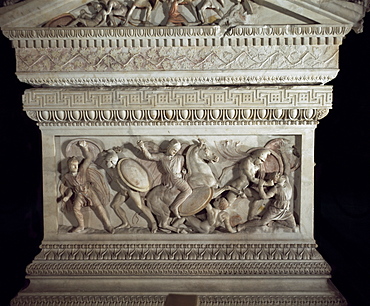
[3,25,351,45]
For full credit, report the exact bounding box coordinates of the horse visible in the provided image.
[185,139,219,189]
[146,139,238,232]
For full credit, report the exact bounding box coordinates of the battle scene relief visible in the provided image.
[44,0,256,28]
[58,136,301,235]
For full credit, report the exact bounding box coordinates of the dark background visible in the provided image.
[314,24,370,305]
[0,21,369,306]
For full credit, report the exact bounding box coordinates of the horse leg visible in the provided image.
[156,202,171,229]
[211,185,242,199]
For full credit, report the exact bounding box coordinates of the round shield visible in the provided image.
[265,138,300,172]
[179,186,213,216]
[246,147,283,175]
[65,138,103,161]
[44,13,75,27]
[117,158,151,192]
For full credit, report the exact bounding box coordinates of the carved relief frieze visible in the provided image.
[23,86,332,125]
[15,45,339,72]
[55,137,301,235]
[3,25,349,86]
[0,0,358,304]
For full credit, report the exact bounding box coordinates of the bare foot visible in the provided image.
[177,228,189,234]
[170,207,181,219]
[105,225,115,234]
[237,224,245,232]
[150,222,158,233]
[115,223,131,230]
[69,226,84,233]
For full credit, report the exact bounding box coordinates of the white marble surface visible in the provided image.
[2,0,366,304]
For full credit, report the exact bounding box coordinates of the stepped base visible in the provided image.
[11,243,346,305]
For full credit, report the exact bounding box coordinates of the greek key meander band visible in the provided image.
[23,87,332,108]
[23,86,332,124]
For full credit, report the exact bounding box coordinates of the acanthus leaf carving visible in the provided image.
[37,243,323,261]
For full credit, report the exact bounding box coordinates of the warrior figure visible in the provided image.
[60,141,114,233]
[138,139,192,219]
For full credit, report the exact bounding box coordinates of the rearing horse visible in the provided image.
[186,139,239,198]
[185,139,219,189]
[146,139,237,232]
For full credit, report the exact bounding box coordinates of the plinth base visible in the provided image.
[11,243,346,305]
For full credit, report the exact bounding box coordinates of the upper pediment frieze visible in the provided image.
[0,0,367,31]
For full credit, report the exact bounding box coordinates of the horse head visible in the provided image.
[197,139,219,164]
[185,139,219,189]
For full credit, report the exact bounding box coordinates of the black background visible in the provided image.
[0,21,369,305]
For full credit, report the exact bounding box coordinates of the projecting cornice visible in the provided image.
[0,1,367,87]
